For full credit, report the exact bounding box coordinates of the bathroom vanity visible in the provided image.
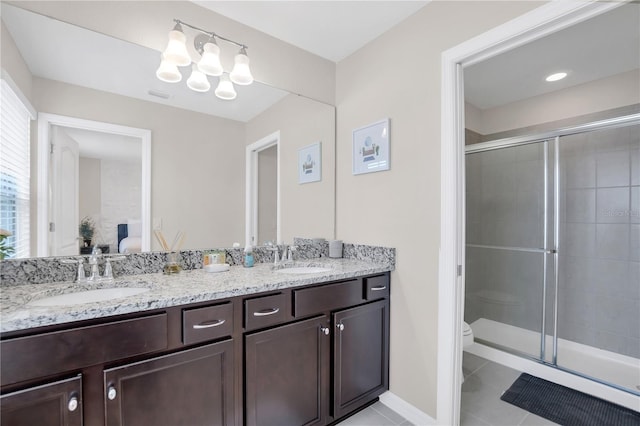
[0,259,391,426]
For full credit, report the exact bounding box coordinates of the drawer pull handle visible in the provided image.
[336,323,344,331]
[68,396,79,412]
[193,319,226,329]
[253,307,280,317]
[320,326,330,335]
[370,286,387,291]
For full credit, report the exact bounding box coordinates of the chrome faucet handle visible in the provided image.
[101,255,125,281]
[76,258,87,283]
[266,245,280,264]
[60,258,87,283]
[102,258,114,282]
[287,245,298,261]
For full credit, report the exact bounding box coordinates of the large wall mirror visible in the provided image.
[1,3,336,259]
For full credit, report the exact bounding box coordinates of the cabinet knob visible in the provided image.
[320,326,330,335]
[336,323,345,331]
[67,396,79,412]
[107,386,117,400]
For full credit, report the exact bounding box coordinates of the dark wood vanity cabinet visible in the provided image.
[0,376,82,426]
[244,273,390,426]
[244,315,330,426]
[104,340,235,426]
[333,299,389,419]
[1,272,390,426]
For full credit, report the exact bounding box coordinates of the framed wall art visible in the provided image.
[352,118,390,175]
[298,142,321,184]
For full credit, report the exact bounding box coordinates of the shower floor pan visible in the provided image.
[469,318,640,400]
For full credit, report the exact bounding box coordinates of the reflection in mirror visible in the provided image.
[1,3,336,259]
[257,145,278,245]
[41,116,151,257]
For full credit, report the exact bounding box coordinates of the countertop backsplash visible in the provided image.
[0,242,395,287]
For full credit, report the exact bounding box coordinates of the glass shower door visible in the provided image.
[555,123,640,393]
[465,140,553,361]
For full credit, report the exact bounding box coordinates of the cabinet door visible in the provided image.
[104,340,234,426]
[1,375,82,426]
[245,315,329,426]
[333,300,389,419]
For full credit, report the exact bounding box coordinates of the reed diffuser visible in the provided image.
[154,229,185,274]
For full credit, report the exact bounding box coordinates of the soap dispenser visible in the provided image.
[244,245,254,268]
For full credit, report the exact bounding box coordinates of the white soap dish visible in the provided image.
[204,263,230,273]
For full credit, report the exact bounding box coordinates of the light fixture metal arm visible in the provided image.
[173,19,248,50]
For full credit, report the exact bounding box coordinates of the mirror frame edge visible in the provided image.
[36,113,151,256]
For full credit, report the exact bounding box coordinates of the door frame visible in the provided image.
[37,113,151,256]
[245,131,280,247]
[437,1,623,424]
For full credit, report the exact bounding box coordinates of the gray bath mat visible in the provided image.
[501,373,640,426]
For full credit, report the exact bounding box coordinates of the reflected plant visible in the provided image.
[0,229,14,260]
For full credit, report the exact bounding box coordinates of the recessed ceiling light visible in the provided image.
[545,72,568,82]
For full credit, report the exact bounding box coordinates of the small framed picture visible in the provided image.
[298,142,321,184]
[352,118,390,175]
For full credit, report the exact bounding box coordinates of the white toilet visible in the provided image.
[463,321,474,348]
[461,321,474,384]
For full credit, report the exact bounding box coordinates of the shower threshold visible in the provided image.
[468,318,640,405]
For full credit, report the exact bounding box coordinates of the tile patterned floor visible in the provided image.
[336,401,412,426]
[337,352,560,426]
[461,352,559,426]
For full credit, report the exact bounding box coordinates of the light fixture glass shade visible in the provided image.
[215,74,237,100]
[162,24,191,66]
[198,40,223,76]
[230,48,253,85]
[156,56,182,83]
[187,64,210,92]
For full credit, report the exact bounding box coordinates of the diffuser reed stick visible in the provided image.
[154,229,170,251]
[170,231,185,252]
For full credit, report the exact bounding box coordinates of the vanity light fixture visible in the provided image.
[214,74,237,100]
[157,19,253,100]
[545,72,568,82]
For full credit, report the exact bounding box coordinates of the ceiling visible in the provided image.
[3,1,638,120]
[194,1,430,62]
[464,3,640,110]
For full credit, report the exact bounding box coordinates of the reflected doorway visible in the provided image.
[37,113,151,256]
[246,131,280,247]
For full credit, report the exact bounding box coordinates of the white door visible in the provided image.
[50,126,79,256]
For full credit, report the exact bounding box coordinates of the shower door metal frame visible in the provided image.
[465,138,554,363]
[465,112,640,367]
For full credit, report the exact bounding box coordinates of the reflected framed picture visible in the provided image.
[298,142,321,184]
[352,118,390,175]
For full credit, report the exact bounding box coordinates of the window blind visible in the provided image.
[1,79,31,258]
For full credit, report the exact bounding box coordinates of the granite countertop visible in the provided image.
[0,258,392,333]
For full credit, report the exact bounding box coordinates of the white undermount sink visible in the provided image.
[28,287,150,307]
[275,267,333,274]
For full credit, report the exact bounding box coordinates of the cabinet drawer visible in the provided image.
[364,275,389,300]
[1,313,167,387]
[244,293,288,331]
[183,302,233,345]
[293,279,363,318]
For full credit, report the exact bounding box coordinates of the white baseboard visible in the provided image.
[378,391,437,425]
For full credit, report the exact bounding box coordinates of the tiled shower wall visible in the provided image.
[558,124,639,358]
[465,122,640,359]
